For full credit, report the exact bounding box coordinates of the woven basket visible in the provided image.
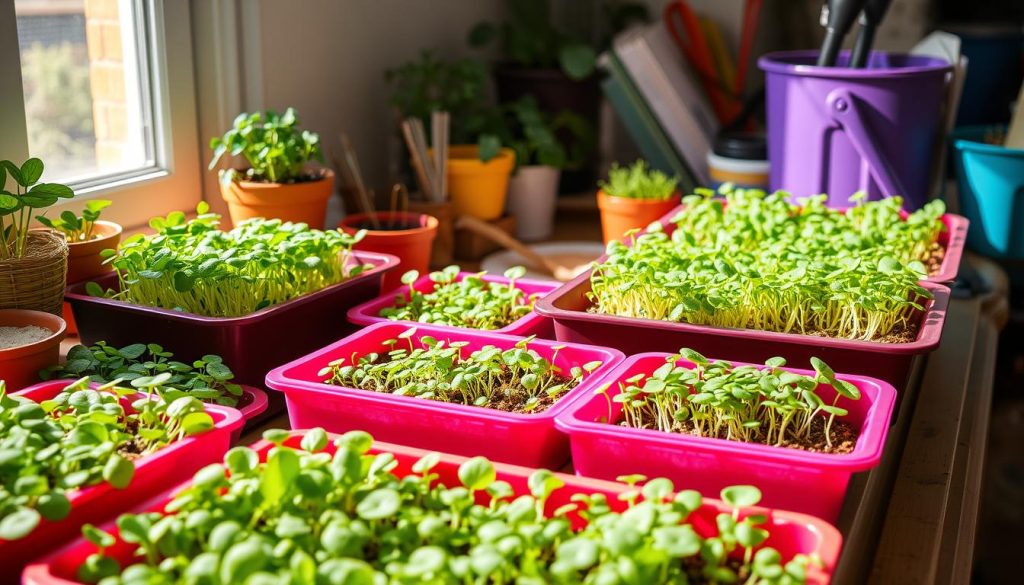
[0,231,69,315]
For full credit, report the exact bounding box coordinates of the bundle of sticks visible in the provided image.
[401,111,449,203]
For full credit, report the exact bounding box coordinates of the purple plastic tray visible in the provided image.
[347,272,557,338]
[65,251,398,388]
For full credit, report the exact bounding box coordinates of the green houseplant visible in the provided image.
[37,199,122,285]
[596,160,681,244]
[208,108,331,228]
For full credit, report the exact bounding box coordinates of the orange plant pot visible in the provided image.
[597,190,682,244]
[339,212,439,291]
[0,309,66,390]
[61,220,122,335]
[446,146,516,221]
[220,169,334,228]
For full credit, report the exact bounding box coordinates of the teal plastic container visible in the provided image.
[950,126,1024,259]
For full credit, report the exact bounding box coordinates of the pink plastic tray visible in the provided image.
[1,380,243,578]
[24,430,842,585]
[265,322,624,468]
[347,271,558,338]
[555,353,897,522]
[64,251,398,387]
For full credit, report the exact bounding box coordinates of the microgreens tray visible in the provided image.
[24,430,842,585]
[1,380,242,577]
[265,322,624,468]
[65,251,397,387]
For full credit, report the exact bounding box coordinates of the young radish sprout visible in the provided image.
[598,349,861,452]
[0,376,214,542]
[86,202,368,318]
[590,188,945,342]
[380,265,537,329]
[320,330,600,413]
[77,428,819,584]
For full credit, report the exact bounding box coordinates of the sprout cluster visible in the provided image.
[590,189,946,341]
[599,160,678,200]
[380,266,537,330]
[321,331,598,413]
[78,428,817,584]
[89,203,367,318]
[603,349,861,450]
[0,377,214,542]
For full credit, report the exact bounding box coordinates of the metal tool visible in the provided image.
[850,0,894,68]
[817,0,866,67]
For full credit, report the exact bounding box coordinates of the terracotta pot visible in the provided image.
[220,169,334,228]
[0,309,66,390]
[66,220,122,284]
[597,190,682,244]
[446,146,516,221]
[339,212,438,291]
[507,165,561,241]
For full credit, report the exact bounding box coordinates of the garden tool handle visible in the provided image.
[826,87,907,199]
[454,215,555,277]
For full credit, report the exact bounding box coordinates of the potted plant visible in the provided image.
[596,160,681,244]
[0,158,75,315]
[209,108,332,228]
[0,309,66,389]
[339,211,439,292]
[35,200,119,284]
[0,377,242,576]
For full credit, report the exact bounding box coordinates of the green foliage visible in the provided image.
[79,428,818,584]
[42,342,244,407]
[381,265,538,330]
[0,377,214,542]
[320,330,593,413]
[590,188,946,341]
[20,43,95,168]
[599,160,678,200]
[88,203,368,317]
[208,108,323,185]
[36,199,111,242]
[501,96,590,170]
[0,157,75,258]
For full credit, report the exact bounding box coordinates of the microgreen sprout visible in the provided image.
[77,428,819,584]
[590,188,946,341]
[87,202,368,317]
[380,265,537,330]
[36,199,111,242]
[599,160,678,200]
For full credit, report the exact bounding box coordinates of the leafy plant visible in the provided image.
[600,349,861,451]
[208,108,324,185]
[41,342,244,407]
[36,199,111,242]
[0,157,75,259]
[500,96,591,170]
[0,376,214,542]
[590,188,945,342]
[599,160,679,200]
[381,265,538,330]
[87,202,367,317]
[320,330,599,413]
[77,428,818,584]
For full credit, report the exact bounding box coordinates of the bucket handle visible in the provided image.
[826,88,908,199]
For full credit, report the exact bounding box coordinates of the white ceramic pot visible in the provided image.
[506,165,561,241]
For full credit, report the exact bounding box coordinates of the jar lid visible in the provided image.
[713,132,767,161]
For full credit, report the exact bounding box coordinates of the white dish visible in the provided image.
[480,241,606,282]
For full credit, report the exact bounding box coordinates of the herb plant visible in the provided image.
[601,349,861,452]
[88,202,367,318]
[208,108,324,185]
[77,428,817,584]
[41,342,244,407]
[501,96,591,171]
[599,160,679,200]
[380,265,537,330]
[0,157,75,259]
[0,376,214,542]
[590,188,944,341]
[320,330,598,413]
[36,199,111,242]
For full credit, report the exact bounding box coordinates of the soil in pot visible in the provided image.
[353,220,421,231]
[0,325,52,349]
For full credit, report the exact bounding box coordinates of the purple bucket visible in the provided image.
[759,51,953,209]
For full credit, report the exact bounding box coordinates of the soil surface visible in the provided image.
[356,221,422,231]
[925,242,945,276]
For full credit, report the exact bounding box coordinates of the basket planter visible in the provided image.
[0,310,66,390]
[265,322,624,468]
[555,353,897,522]
[1,380,242,577]
[24,430,842,585]
[64,251,397,387]
[347,271,558,338]
[0,230,68,315]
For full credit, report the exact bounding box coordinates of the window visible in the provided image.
[0,0,201,228]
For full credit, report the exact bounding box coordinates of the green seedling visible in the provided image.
[599,160,678,200]
[209,108,323,185]
[0,157,75,259]
[36,199,111,242]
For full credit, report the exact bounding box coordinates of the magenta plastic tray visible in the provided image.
[555,353,896,522]
[1,380,242,578]
[64,251,398,387]
[265,322,624,468]
[347,271,558,338]
[24,430,842,585]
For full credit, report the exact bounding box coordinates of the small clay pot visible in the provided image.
[66,220,122,284]
[0,309,66,390]
[597,190,682,244]
[220,169,334,229]
[339,212,438,291]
